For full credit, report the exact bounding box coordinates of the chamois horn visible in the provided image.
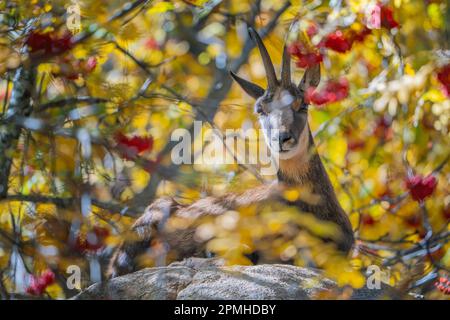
[281,43,291,88]
[248,27,278,91]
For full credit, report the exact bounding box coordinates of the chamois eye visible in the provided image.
[255,104,265,115]
[299,103,308,112]
[293,101,308,113]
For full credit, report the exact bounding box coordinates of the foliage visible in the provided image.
[0,0,448,299]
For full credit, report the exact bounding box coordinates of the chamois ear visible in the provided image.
[298,64,321,93]
[230,71,265,99]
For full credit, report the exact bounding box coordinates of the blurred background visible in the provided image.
[0,0,448,299]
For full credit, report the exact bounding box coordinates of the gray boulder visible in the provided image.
[74,258,396,300]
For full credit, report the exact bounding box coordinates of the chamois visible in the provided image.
[107,27,354,278]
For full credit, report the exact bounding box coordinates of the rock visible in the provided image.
[74,258,395,300]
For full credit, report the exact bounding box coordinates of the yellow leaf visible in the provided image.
[423,89,446,103]
[147,2,174,14]
[130,167,150,192]
[283,188,300,202]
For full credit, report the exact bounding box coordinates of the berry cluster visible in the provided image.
[26,270,56,296]
[434,277,450,295]
[305,78,349,106]
[115,132,154,160]
[26,32,73,56]
[436,64,450,97]
[288,4,400,106]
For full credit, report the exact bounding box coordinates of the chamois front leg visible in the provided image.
[107,197,176,278]
[107,196,226,278]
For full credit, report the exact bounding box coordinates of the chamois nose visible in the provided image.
[279,132,293,149]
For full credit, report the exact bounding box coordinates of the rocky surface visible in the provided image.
[74,258,394,300]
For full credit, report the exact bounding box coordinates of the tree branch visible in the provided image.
[35,97,108,113]
[0,68,34,199]
[4,194,140,217]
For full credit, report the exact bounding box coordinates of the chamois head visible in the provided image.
[231,28,321,160]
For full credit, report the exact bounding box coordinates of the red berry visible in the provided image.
[323,30,352,53]
[306,23,319,37]
[86,231,103,251]
[436,64,450,97]
[348,27,372,43]
[26,31,73,56]
[288,42,323,68]
[405,174,437,202]
[93,226,109,238]
[41,270,56,285]
[434,277,450,295]
[361,214,376,226]
[143,157,161,173]
[145,38,159,50]
[115,132,153,153]
[365,4,399,30]
[373,115,393,141]
[443,206,450,220]
[380,4,400,30]
[115,132,154,160]
[85,56,98,73]
[26,286,37,295]
[405,215,421,228]
[26,32,52,53]
[347,139,365,151]
[305,78,349,106]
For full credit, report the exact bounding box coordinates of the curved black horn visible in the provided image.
[230,71,265,99]
[281,44,291,88]
[248,27,278,91]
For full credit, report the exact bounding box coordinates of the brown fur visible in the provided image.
[107,129,354,277]
[278,124,311,180]
[278,129,354,251]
